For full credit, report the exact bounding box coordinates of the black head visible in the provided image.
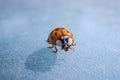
[60,37,70,51]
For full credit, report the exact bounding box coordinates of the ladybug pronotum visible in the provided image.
[47,27,75,53]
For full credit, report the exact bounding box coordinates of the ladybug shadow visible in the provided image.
[24,48,57,72]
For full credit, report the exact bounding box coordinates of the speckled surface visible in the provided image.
[0,0,120,80]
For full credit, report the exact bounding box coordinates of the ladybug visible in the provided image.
[47,27,75,53]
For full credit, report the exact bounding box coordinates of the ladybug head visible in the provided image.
[60,37,71,51]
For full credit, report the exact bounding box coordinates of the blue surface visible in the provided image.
[0,0,120,80]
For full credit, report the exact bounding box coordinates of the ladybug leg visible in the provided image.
[69,45,76,52]
[48,44,54,48]
[72,43,76,46]
[53,46,58,53]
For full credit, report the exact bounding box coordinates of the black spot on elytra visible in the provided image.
[51,36,53,39]
[55,33,57,35]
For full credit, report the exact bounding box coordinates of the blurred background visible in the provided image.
[0,0,120,80]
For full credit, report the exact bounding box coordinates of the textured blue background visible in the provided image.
[0,0,120,80]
